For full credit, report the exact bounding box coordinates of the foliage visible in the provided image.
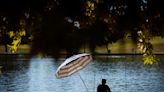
[85,1,95,17]
[7,30,26,53]
[143,55,158,65]
[137,25,158,64]
[0,0,163,64]
[0,16,28,53]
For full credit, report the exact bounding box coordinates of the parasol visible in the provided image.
[55,53,92,79]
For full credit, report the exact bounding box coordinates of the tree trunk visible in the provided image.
[4,44,8,52]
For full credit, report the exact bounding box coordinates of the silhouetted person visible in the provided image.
[97,79,111,92]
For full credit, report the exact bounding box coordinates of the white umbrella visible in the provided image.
[55,53,92,79]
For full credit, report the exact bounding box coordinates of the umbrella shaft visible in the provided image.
[78,73,89,92]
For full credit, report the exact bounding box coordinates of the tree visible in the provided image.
[0,0,163,64]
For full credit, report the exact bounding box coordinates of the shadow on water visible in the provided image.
[0,54,164,92]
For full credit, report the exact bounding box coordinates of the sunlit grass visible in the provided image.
[92,37,164,54]
[0,37,163,55]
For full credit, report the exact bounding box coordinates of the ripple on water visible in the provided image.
[0,56,164,92]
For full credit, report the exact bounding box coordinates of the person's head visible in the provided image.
[102,79,106,85]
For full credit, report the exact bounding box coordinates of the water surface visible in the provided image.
[0,55,164,92]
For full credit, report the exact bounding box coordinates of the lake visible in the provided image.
[0,54,164,92]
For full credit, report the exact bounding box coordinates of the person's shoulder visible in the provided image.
[105,85,110,88]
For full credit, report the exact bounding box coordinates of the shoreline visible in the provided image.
[0,53,164,56]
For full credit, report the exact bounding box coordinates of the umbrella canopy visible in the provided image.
[55,53,92,79]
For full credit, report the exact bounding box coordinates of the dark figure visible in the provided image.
[97,79,111,92]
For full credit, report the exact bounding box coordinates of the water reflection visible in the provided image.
[0,56,164,92]
[28,58,56,92]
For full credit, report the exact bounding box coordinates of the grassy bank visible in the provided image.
[93,37,164,54]
[0,37,164,54]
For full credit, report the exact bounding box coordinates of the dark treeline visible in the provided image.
[0,0,164,57]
